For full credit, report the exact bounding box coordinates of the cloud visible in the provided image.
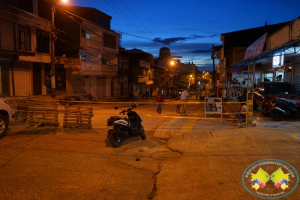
[152,37,187,45]
[190,49,211,54]
[152,34,217,45]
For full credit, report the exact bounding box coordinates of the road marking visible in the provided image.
[180,118,197,132]
[291,134,300,140]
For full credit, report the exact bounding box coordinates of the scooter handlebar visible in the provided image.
[119,107,133,115]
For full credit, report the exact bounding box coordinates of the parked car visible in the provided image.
[0,99,12,138]
[253,82,300,116]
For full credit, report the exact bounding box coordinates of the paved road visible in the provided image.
[1,101,300,199]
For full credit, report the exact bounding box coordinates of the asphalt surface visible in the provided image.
[1,98,300,199]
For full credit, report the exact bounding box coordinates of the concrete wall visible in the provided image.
[267,18,300,50]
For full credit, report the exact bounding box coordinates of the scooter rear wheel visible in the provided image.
[110,133,123,148]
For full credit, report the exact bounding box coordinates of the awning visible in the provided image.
[226,39,300,70]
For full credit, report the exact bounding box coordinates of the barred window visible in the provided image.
[18,25,31,51]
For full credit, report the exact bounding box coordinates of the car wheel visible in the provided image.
[261,104,269,116]
[0,114,9,138]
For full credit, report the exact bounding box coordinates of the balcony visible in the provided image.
[138,76,149,83]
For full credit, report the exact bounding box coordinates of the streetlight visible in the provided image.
[47,0,68,98]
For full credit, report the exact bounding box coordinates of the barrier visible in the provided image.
[26,100,59,126]
[63,104,93,129]
[9,98,255,128]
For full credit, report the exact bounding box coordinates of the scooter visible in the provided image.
[269,97,300,121]
[107,103,146,148]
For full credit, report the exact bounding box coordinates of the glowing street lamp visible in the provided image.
[46,0,68,98]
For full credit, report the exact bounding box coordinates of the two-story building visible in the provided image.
[0,0,52,96]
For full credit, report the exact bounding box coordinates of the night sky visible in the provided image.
[68,0,300,71]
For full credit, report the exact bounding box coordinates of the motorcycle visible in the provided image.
[269,97,300,121]
[107,103,146,147]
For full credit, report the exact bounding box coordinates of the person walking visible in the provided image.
[179,89,188,114]
[156,91,164,114]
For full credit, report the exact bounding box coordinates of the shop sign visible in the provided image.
[244,33,267,59]
[272,52,284,68]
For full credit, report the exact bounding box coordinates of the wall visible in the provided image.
[267,18,300,50]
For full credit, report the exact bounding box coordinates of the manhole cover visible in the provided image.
[151,151,180,160]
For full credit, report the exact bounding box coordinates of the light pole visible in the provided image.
[47,0,68,98]
[50,3,56,98]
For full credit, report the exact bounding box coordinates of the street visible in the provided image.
[1,101,300,199]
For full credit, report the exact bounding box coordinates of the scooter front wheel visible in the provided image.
[270,112,283,121]
[110,132,123,148]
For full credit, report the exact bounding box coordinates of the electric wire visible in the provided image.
[103,0,150,40]
[118,0,156,38]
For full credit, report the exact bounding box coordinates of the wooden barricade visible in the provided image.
[26,100,59,126]
[63,105,93,129]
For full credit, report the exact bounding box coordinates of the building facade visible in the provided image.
[0,0,52,96]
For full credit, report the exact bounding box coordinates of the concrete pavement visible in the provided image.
[2,96,300,199]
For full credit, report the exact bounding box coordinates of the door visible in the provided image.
[73,78,85,94]
[111,81,114,97]
[14,67,30,96]
[96,78,106,98]
[32,63,42,95]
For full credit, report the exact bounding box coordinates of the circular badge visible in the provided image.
[242,159,299,199]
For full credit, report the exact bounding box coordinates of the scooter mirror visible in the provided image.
[115,107,118,110]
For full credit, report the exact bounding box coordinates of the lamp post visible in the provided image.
[48,0,68,98]
[50,3,56,98]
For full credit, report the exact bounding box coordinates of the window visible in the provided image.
[36,29,50,54]
[120,57,128,69]
[81,29,91,39]
[103,33,116,49]
[102,58,109,65]
[97,18,107,27]
[18,25,31,51]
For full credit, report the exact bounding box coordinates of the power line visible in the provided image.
[103,0,150,40]
[118,0,156,38]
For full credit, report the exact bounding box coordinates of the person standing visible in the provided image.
[179,89,188,114]
[156,91,164,114]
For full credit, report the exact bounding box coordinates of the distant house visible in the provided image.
[121,49,154,97]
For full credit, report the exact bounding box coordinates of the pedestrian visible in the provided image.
[236,103,248,120]
[156,91,164,114]
[179,88,188,114]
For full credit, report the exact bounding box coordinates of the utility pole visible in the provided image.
[50,3,56,98]
[212,44,215,95]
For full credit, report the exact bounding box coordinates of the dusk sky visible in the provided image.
[70,0,300,71]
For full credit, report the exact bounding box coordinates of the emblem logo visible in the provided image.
[242,159,299,199]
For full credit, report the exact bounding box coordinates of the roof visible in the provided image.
[221,22,289,48]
